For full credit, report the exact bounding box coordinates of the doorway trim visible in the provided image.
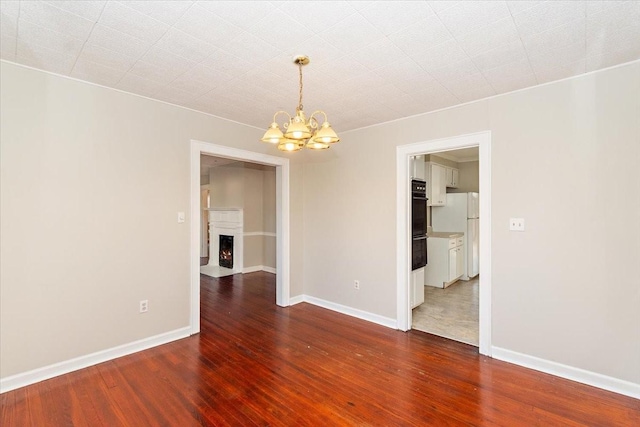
[190,140,290,335]
[395,131,492,356]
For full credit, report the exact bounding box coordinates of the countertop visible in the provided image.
[428,231,463,239]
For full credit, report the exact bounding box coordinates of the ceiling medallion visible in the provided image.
[261,55,340,152]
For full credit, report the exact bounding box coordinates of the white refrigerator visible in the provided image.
[431,192,479,280]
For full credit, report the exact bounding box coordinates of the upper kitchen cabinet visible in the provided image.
[426,162,446,206]
[445,167,459,188]
[410,155,426,180]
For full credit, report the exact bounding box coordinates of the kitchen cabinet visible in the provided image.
[410,267,425,308]
[455,237,464,279]
[426,162,446,206]
[445,167,459,188]
[448,247,457,282]
[410,155,426,180]
[425,234,464,288]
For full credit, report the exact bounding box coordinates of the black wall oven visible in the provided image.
[411,179,428,270]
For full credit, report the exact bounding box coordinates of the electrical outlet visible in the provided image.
[509,218,525,231]
[139,300,148,313]
[354,280,360,290]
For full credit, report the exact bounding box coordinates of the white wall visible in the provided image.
[0,62,295,379]
[302,62,640,385]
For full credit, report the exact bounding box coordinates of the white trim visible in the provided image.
[191,140,290,336]
[243,231,277,237]
[0,327,190,394]
[396,131,492,356]
[242,265,277,274]
[243,265,262,274]
[434,152,479,163]
[478,137,492,355]
[290,295,397,329]
[492,347,640,399]
[455,157,479,163]
[289,295,305,305]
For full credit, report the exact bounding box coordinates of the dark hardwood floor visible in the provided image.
[1,271,638,426]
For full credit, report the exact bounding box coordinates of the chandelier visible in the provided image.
[261,55,340,152]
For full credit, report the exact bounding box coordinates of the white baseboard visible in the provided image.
[0,327,191,394]
[289,294,397,330]
[492,346,640,399]
[242,265,277,274]
[289,295,305,305]
[243,265,262,274]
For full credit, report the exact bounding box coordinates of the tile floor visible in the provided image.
[412,277,479,346]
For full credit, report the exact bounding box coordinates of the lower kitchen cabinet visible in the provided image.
[425,235,464,288]
[410,267,425,308]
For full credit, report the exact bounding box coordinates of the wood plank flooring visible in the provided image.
[1,271,638,426]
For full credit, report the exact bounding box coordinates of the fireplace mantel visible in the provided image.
[200,208,243,278]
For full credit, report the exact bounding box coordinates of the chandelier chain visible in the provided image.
[298,63,303,111]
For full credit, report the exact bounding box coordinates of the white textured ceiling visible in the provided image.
[1,1,639,132]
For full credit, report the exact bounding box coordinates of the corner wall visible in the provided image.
[0,61,288,380]
[302,61,640,387]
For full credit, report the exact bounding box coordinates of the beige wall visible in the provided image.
[426,154,458,168]
[451,161,479,193]
[263,168,276,234]
[3,59,639,390]
[302,62,640,385]
[209,163,245,209]
[0,62,292,378]
[206,162,276,269]
[263,168,276,269]
[243,164,266,233]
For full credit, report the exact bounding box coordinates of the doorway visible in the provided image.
[189,140,291,336]
[396,131,492,356]
[199,157,275,278]
[411,147,479,346]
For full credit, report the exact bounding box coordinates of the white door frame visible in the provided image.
[396,131,492,356]
[189,140,290,335]
[200,185,210,257]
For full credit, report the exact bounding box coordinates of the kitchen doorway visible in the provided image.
[395,131,492,356]
[410,147,480,346]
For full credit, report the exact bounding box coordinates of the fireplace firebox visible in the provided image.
[219,235,234,269]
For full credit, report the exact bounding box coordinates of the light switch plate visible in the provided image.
[177,212,185,223]
[509,218,525,231]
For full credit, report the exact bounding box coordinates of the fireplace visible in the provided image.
[201,208,243,278]
[219,235,234,269]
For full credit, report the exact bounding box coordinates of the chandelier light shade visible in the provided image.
[260,55,340,152]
